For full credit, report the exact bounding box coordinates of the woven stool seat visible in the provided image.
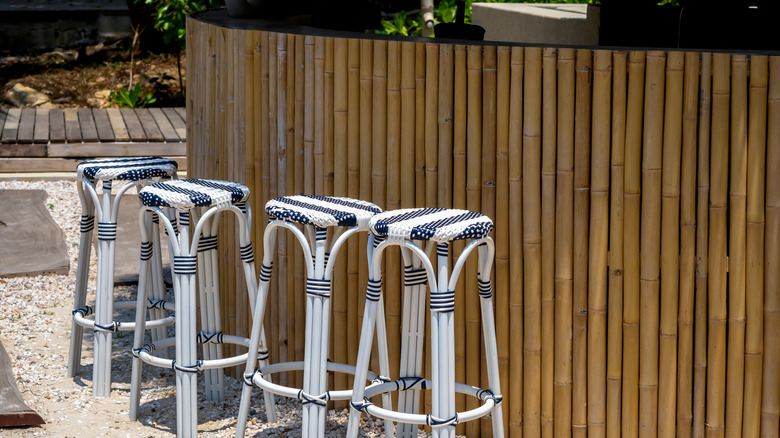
[76,157,178,181]
[266,195,381,230]
[369,208,494,243]
[139,179,250,210]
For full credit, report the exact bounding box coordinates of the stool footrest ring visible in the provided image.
[357,377,502,427]
[245,361,384,402]
[73,299,175,332]
[133,335,253,371]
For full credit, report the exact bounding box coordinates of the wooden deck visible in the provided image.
[0,108,186,173]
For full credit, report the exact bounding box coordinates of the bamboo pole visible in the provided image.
[314,37,325,196]
[707,52,730,438]
[523,46,542,438]
[416,43,426,207]
[358,39,373,376]
[304,36,314,197]
[465,44,483,438]
[639,50,665,438]
[693,52,712,438]
[725,53,748,438]
[439,43,454,210]
[508,45,524,438]
[346,38,361,373]
[658,50,683,438]
[676,50,700,438]
[554,47,575,438]
[495,44,511,438]
[607,50,627,438]
[267,32,283,383]
[540,47,557,438]
[386,39,402,393]
[372,40,387,211]
[742,54,767,438]
[452,44,467,436]
[324,38,334,197]
[401,41,417,213]
[762,55,780,438]
[588,49,612,438]
[572,48,592,438]
[623,51,646,438]
[288,34,302,388]
[332,36,348,405]
[481,46,497,437]
[425,43,438,208]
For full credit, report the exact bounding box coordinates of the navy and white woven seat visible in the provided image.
[266,195,382,230]
[369,208,494,243]
[139,179,250,210]
[76,157,178,181]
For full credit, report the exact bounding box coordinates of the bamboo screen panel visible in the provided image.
[187,16,780,438]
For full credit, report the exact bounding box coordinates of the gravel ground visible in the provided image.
[0,180,404,438]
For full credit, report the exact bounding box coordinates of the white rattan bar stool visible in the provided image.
[347,208,504,438]
[68,156,179,398]
[129,179,275,437]
[236,195,392,438]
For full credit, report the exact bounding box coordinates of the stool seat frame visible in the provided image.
[129,198,275,437]
[347,235,504,438]
[68,174,175,398]
[236,219,392,438]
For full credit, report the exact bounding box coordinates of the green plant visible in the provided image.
[379,11,421,36]
[135,0,223,90]
[108,83,157,109]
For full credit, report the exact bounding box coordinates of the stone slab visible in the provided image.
[0,189,69,277]
[0,340,44,427]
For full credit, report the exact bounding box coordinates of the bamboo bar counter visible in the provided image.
[187,9,780,437]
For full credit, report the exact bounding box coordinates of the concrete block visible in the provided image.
[472,3,600,46]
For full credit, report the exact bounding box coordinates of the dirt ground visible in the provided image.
[0,39,185,109]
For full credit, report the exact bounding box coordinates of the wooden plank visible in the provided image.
[134,108,164,141]
[0,340,44,426]
[106,108,129,142]
[48,142,186,157]
[49,108,65,143]
[0,190,68,277]
[120,108,146,141]
[33,108,49,143]
[16,109,35,144]
[162,107,186,140]
[149,108,178,141]
[0,156,186,172]
[0,143,46,158]
[77,108,98,142]
[64,108,81,142]
[175,107,186,121]
[1,109,21,144]
[91,109,115,142]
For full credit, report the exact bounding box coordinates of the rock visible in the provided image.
[4,83,50,108]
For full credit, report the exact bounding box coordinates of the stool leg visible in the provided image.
[196,211,225,402]
[303,230,329,438]
[236,230,278,437]
[173,210,198,437]
[397,248,427,438]
[367,236,394,438]
[148,212,168,346]
[68,180,95,378]
[432,243,455,438]
[346,274,382,438]
[93,181,116,398]
[478,244,504,438]
[130,210,155,421]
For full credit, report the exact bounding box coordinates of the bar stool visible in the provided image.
[236,195,392,438]
[68,156,179,398]
[347,208,504,438]
[129,179,275,437]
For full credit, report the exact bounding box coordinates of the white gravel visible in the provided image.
[0,179,438,438]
